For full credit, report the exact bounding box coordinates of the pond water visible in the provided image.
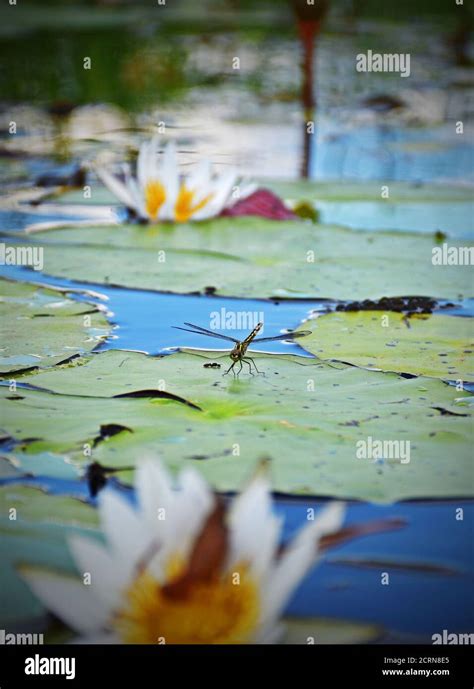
[0,263,327,356]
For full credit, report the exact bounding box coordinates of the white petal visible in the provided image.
[179,467,214,520]
[190,202,218,221]
[135,461,214,578]
[309,501,346,538]
[238,181,258,200]
[133,459,181,579]
[193,169,236,219]
[123,164,147,219]
[95,166,136,210]
[260,502,345,626]
[138,134,161,186]
[135,459,175,536]
[149,135,162,178]
[137,138,152,190]
[171,467,214,558]
[260,547,312,627]
[228,472,282,579]
[159,141,179,218]
[99,490,151,566]
[20,569,108,634]
[186,159,211,195]
[68,535,131,610]
[254,622,285,644]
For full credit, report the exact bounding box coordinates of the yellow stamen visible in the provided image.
[145,181,166,220]
[114,565,259,644]
[174,184,213,223]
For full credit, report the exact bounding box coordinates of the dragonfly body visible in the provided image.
[173,321,310,375]
[229,322,263,365]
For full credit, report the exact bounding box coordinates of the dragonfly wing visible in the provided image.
[252,330,312,343]
[182,323,239,342]
[173,324,238,343]
[183,322,215,332]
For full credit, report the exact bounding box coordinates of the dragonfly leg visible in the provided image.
[242,358,254,376]
[246,357,262,375]
[224,361,236,376]
[236,360,243,376]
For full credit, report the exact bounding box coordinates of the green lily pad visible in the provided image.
[1,349,471,502]
[0,485,98,626]
[283,616,382,644]
[297,312,474,381]
[266,179,474,205]
[16,219,472,300]
[56,179,474,207]
[0,278,111,373]
[0,484,98,528]
[0,451,79,479]
[313,200,473,239]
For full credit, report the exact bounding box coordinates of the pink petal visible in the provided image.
[221,188,296,221]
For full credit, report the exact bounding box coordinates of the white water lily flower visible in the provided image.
[96,138,251,223]
[22,461,345,644]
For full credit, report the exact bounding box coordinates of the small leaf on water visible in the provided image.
[92,423,133,448]
[319,517,407,552]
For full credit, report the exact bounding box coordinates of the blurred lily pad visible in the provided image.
[1,349,471,502]
[266,179,474,204]
[0,451,79,479]
[57,180,474,207]
[283,616,381,644]
[298,312,473,381]
[0,484,97,527]
[0,278,111,373]
[0,484,98,626]
[18,219,472,300]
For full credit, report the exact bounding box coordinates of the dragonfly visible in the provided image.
[173,322,312,375]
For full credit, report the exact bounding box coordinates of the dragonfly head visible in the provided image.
[230,344,242,360]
